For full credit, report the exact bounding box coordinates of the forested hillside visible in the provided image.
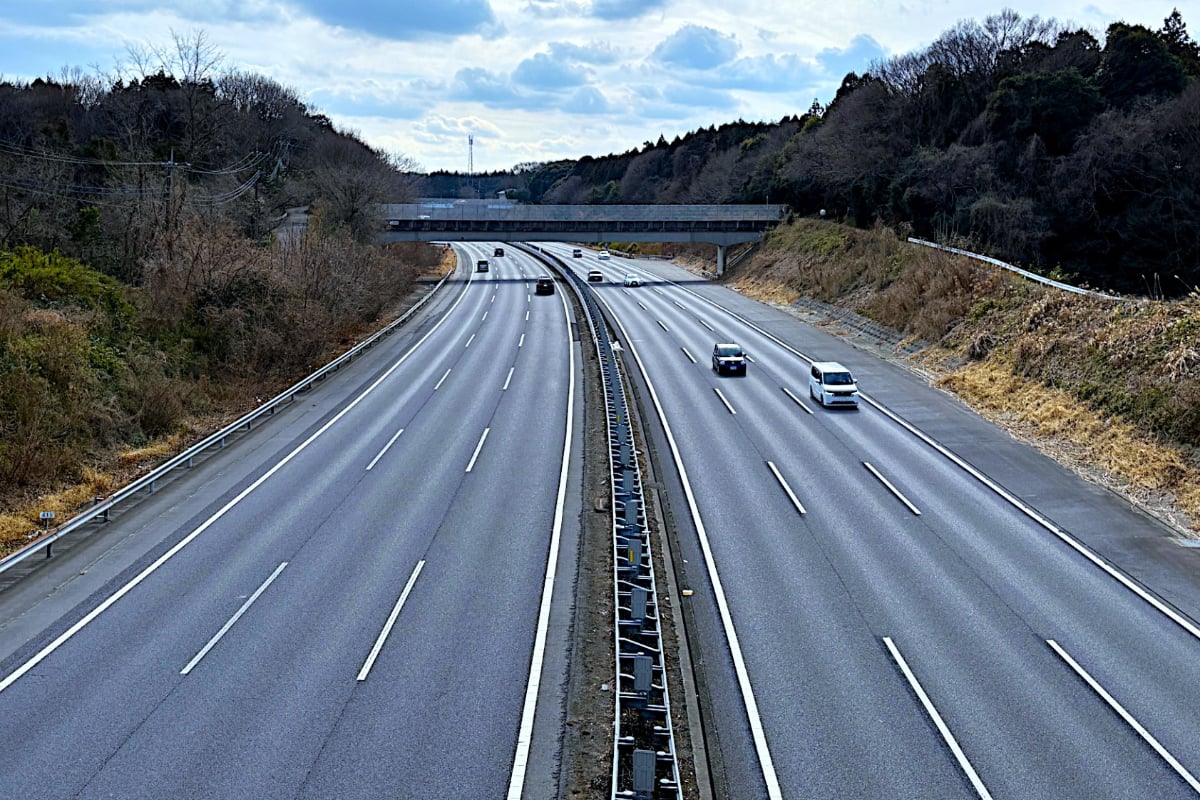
[0,34,434,514]
[426,8,1199,297]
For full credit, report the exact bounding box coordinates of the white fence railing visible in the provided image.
[908,238,1122,301]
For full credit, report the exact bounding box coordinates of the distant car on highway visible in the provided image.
[712,342,747,376]
[476,259,489,272]
[809,361,859,407]
[622,274,641,287]
[587,269,604,282]
[572,248,583,258]
[598,250,611,260]
[535,277,555,295]
[493,247,505,257]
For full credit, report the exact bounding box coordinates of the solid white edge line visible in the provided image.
[628,264,1200,643]
[1046,639,1200,794]
[506,260,576,799]
[503,366,515,390]
[465,427,490,473]
[714,387,737,415]
[0,271,474,697]
[356,560,425,681]
[181,561,288,675]
[681,347,696,364]
[366,428,406,471]
[766,461,806,515]
[699,318,714,332]
[518,333,526,348]
[883,636,995,800]
[657,319,670,332]
[782,386,814,415]
[465,333,476,348]
[864,461,922,515]
[592,290,784,800]
[434,368,452,390]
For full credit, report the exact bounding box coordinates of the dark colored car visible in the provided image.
[494,247,505,257]
[587,269,604,282]
[572,249,583,258]
[535,277,555,295]
[712,342,747,376]
[476,259,489,272]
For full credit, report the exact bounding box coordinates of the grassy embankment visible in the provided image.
[729,218,1200,533]
[0,239,453,558]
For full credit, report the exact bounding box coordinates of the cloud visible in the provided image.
[548,40,620,65]
[590,0,667,21]
[815,34,888,79]
[652,25,739,70]
[706,53,819,92]
[561,85,611,114]
[522,0,586,18]
[450,66,526,107]
[632,81,739,120]
[512,52,587,89]
[291,0,497,39]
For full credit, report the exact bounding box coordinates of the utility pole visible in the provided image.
[468,134,474,198]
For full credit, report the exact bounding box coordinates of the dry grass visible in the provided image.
[937,360,1200,530]
[722,216,1200,534]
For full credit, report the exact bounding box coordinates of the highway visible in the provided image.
[545,244,1200,800]
[0,245,580,799]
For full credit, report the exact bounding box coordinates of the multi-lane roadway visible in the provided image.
[5,238,1200,800]
[0,245,579,799]
[545,243,1200,800]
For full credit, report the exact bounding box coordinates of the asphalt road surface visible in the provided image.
[546,243,1200,800]
[0,244,582,800]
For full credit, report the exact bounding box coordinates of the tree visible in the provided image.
[1097,23,1187,108]
[986,68,1102,155]
[1159,9,1200,76]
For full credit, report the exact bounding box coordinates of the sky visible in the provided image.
[0,1,1182,173]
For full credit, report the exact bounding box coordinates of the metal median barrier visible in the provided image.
[0,269,454,576]
[527,244,683,800]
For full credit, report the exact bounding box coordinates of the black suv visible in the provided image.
[494,247,505,257]
[476,259,489,272]
[712,343,747,376]
[535,277,555,295]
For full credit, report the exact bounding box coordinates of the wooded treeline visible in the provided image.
[425,8,1200,297]
[0,34,432,499]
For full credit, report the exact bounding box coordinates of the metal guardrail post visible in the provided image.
[529,244,682,800]
[0,268,455,576]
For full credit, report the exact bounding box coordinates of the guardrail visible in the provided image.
[908,237,1122,300]
[527,244,683,800]
[0,268,455,576]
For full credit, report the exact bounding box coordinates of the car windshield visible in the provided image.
[824,371,853,385]
[716,345,743,357]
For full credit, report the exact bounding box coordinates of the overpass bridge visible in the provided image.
[380,201,788,274]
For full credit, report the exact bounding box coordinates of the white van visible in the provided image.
[808,361,859,407]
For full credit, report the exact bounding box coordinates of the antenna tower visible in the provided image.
[468,134,474,178]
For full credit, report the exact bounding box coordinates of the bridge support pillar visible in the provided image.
[716,244,727,277]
